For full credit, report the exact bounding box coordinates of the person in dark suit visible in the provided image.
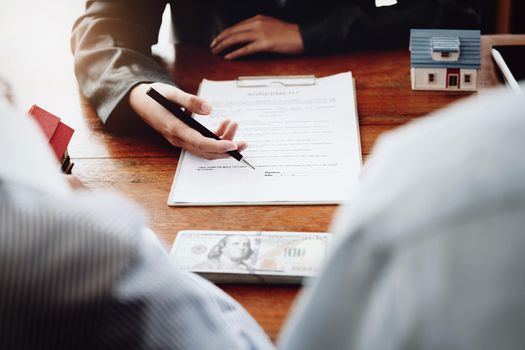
[71,0,480,159]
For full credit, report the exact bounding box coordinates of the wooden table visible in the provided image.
[6,33,524,341]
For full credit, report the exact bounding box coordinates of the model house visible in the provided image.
[410,29,480,91]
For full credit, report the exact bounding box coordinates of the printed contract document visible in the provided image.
[168,72,361,206]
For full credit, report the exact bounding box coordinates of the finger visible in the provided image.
[179,127,238,154]
[164,88,212,115]
[224,42,263,60]
[195,151,232,160]
[215,118,231,136]
[211,18,260,47]
[155,112,191,147]
[163,120,203,149]
[220,120,238,141]
[236,141,248,152]
[195,141,248,160]
[212,31,257,55]
[163,132,184,148]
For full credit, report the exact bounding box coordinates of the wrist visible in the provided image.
[291,23,305,54]
[282,23,304,54]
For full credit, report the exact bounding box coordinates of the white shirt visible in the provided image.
[0,100,274,349]
[280,85,525,350]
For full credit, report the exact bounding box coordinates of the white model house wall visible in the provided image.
[459,68,477,90]
[411,67,446,90]
[411,68,478,91]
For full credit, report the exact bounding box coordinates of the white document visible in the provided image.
[168,72,361,206]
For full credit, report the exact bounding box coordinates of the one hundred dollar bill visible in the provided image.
[170,230,333,284]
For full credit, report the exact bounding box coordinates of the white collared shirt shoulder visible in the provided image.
[280,86,525,350]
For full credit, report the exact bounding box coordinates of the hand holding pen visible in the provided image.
[145,85,255,169]
[129,82,249,161]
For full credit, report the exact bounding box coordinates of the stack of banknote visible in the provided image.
[170,230,334,284]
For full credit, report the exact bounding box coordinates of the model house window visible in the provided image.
[428,73,435,83]
[441,52,450,58]
[449,75,458,87]
[464,74,471,83]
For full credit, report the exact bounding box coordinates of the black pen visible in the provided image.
[146,87,255,169]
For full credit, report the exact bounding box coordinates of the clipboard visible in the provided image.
[236,75,316,88]
[168,72,362,207]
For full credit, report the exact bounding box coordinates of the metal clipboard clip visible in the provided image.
[236,75,317,88]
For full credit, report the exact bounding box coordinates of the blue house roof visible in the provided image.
[410,29,480,69]
[431,36,460,53]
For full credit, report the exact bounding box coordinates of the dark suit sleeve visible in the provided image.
[299,0,480,53]
[71,0,174,128]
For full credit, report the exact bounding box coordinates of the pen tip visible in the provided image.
[242,158,255,170]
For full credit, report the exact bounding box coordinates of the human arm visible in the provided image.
[0,184,274,349]
[0,101,271,349]
[210,0,480,58]
[71,0,170,127]
[71,1,245,158]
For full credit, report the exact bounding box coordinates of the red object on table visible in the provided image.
[28,105,74,160]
